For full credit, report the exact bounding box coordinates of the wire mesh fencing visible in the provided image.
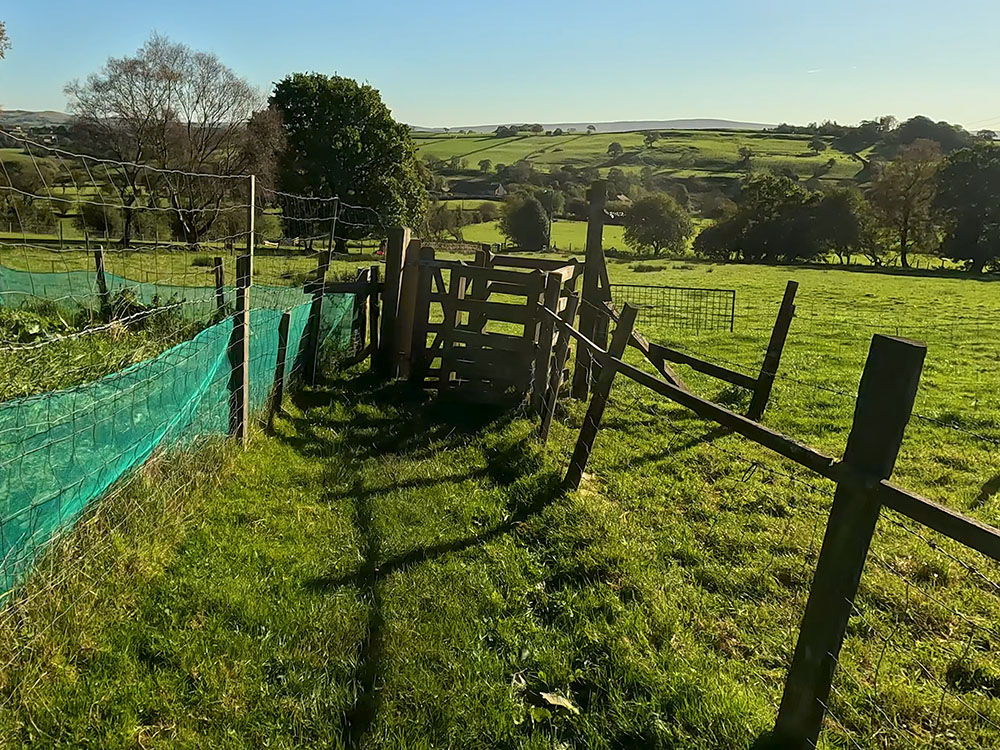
[608,283,735,332]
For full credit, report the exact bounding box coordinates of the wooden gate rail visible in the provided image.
[540,304,1000,749]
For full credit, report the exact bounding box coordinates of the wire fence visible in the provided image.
[0,132,374,604]
[608,283,736,332]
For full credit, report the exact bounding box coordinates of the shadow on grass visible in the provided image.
[280,370,563,749]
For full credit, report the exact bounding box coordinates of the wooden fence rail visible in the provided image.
[539,304,1000,748]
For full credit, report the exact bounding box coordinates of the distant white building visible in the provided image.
[492,184,507,198]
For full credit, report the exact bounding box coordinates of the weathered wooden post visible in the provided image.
[228,254,252,443]
[532,273,563,412]
[303,277,325,387]
[354,267,368,354]
[213,257,226,311]
[377,227,411,377]
[266,309,292,434]
[747,280,798,422]
[93,246,111,318]
[572,179,608,400]
[564,303,638,491]
[770,334,926,748]
[368,265,380,370]
[540,292,581,443]
[469,243,494,332]
[408,246,435,385]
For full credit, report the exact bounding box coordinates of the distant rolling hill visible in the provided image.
[0,110,71,128]
[411,119,773,134]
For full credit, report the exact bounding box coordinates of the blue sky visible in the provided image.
[1,1,998,129]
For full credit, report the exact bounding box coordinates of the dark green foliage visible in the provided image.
[622,193,693,257]
[934,144,1000,274]
[271,73,426,249]
[499,194,549,251]
[693,174,869,263]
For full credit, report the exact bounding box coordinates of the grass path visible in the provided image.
[0,372,763,748]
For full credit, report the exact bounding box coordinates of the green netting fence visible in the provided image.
[0,264,355,595]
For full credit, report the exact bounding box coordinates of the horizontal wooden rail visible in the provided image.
[324,280,382,295]
[649,342,759,390]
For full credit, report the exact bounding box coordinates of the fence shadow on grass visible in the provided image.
[279,370,564,749]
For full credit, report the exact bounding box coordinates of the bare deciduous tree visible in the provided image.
[65,34,279,246]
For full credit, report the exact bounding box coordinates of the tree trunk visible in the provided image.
[899,223,910,268]
[335,236,348,255]
[970,257,986,275]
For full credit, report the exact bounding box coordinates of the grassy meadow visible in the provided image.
[1,255,998,748]
[414,130,862,183]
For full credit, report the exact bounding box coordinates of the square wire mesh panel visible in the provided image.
[609,284,736,332]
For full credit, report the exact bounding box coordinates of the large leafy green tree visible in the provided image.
[622,193,693,257]
[0,21,9,58]
[935,144,1000,274]
[499,195,549,251]
[271,73,425,252]
[867,139,940,268]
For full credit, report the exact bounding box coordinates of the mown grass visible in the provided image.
[1,259,999,747]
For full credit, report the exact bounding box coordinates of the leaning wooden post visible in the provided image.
[93,246,111,318]
[532,273,563,413]
[571,179,608,400]
[227,254,252,443]
[213,256,226,311]
[564,303,637,491]
[747,280,798,422]
[368,265,380,371]
[266,309,292,434]
[377,227,411,376]
[771,334,926,748]
[304,277,325,387]
[540,292,581,443]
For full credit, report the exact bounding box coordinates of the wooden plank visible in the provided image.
[453,298,532,324]
[422,261,543,287]
[773,335,926,748]
[438,267,468,391]
[540,293,581,443]
[452,329,534,353]
[377,226,410,376]
[487,281,542,297]
[649,342,757,390]
[564,302,636,490]
[408,246,436,385]
[324,280,375,294]
[533,273,562,412]
[602,301,688,391]
[490,254,577,272]
[572,179,608,400]
[395,237,423,378]
[450,357,530,383]
[748,280,798,421]
[876,481,1000,563]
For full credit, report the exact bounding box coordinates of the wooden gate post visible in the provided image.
[748,280,798,422]
[540,292,581,443]
[228,254,252,443]
[408,246,435,384]
[377,227,411,376]
[266,309,292,434]
[303,276,325,387]
[93,246,111,318]
[368,265,380,370]
[213,257,226,311]
[532,273,563,412]
[564,303,638,491]
[771,334,926,748]
[572,179,608,400]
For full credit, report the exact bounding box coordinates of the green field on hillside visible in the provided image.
[1,258,998,748]
[414,130,862,182]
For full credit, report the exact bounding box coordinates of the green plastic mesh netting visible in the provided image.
[0,266,355,594]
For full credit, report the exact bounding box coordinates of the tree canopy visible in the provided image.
[271,73,426,251]
[622,194,693,257]
[0,21,9,59]
[935,144,1000,274]
[499,195,548,251]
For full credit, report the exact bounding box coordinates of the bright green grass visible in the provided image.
[460,219,627,253]
[1,261,999,748]
[414,131,860,183]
